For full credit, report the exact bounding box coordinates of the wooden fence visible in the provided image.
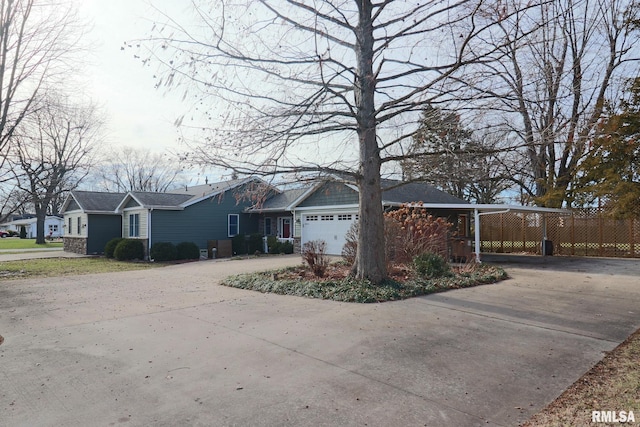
[480,208,640,258]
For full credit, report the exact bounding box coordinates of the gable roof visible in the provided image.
[63,191,127,214]
[126,192,194,209]
[116,177,267,211]
[256,187,309,211]
[381,180,469,205]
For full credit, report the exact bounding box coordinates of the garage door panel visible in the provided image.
[301,213,357,255]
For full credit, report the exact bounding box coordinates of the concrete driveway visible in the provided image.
[1,255,639,426]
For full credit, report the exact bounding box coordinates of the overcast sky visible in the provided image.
[74,0,187,154]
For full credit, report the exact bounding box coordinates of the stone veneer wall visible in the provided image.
[64,237,87,255]
[293,237,301,254]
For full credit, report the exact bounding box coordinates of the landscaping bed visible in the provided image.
[222,261,507,303]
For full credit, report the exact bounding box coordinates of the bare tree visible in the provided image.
[140,1,541,283]
[462,0,640,207]
[0,0,84,172]
[94,146,184,193]
[0,182,29,222]
[10,95,101,244]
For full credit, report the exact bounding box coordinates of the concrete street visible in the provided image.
[1,254,639,426]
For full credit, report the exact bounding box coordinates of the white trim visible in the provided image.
[277,216,293,239]
[128,213,141,237]
[228,213,240,237]
[294,204,359,212]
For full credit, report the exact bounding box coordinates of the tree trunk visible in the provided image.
[350,0,387,283]
[35,204,46,244]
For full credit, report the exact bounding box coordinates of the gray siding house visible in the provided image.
[61,191,126,254]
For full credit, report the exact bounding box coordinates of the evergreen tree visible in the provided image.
[575,78,640,218]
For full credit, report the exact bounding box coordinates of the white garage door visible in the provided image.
[301,213,358,255]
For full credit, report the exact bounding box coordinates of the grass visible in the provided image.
[0,238,63,250]
[0,257,162,279]
[523,327,640,426]
[221,262,507,303]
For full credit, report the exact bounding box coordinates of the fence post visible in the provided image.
[500,213,504,253]
[630,218,635,257]
[521,215,526,252]
[598,209,604,257]
[571,214,575,256]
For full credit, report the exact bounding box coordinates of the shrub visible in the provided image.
[341,222,358,264]
[19,225,26,239]
[412,252,450,278]
[267,237,294,254]
[150,242,177,262]
[267,236,279,254]
[232,234,246,255]
[247,233,264,254]
[385,205,452,264]
[114,239,145,261]
[280,241,294,254]
[105,237,125,258]
[176,241,200,260]
[302,240,329,277]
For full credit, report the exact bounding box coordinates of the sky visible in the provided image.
[74,0,188,154]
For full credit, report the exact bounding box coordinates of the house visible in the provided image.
[249,178,472,255]
[61,176,473,259]
[62,177,266,257]
[0,214,64,239]
[62,191,127,254]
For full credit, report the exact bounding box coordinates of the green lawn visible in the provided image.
[0,238,63,250]
[0,257,162,280]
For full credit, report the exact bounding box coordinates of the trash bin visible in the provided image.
[542,240,553,256]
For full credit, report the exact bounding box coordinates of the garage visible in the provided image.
[301,211,358,255]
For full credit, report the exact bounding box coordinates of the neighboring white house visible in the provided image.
[0,215,64,238]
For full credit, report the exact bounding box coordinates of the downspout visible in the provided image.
[148,209,153,261]
[474,208,480,263]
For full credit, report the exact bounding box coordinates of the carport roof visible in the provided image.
[404,203,569,214]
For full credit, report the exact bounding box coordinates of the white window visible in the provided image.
[320,215,334,221]
[228,214,239,237]
[129,214,140,237]
[337,214,352,221]
[305,215,318,221]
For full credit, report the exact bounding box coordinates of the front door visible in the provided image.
[279,217,291,239]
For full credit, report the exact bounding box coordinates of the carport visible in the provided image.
[408,203,570,262]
